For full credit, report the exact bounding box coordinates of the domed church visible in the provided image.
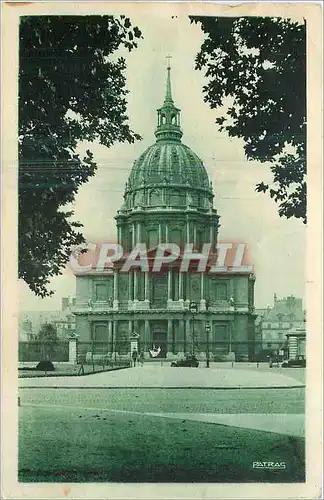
[74,65,257,362]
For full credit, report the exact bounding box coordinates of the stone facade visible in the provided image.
[73,66,256,361]
[19,297,76,340]
[256,294,305,350]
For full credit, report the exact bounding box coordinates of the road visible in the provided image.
[18,366,305,483]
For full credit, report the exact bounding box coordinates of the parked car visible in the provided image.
[281,356,306,368]
[171,355,199,367]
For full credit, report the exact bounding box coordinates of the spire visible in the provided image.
[164,57,173,104]
[155,58,182,143]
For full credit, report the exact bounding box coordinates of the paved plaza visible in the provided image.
[19,362,305,389]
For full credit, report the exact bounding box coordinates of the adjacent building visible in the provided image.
[73,66,257,360]
[19,297,76,340]
[255,294,305,353]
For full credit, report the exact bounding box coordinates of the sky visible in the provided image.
[19,13,306,311]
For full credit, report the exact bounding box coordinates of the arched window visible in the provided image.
[196,229,204,250]
[161,114,166,125]
[148,229,158,249]
[170,228,182,247]
[171,115,176,124]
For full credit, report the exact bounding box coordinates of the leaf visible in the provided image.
[192,15,306,222]
[19,15,142,296]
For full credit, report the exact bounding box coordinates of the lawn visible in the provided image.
[19,387,305,414]
[19,405,305,483]
[19,363,130,378]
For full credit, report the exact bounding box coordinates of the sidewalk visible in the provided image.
[19,364,305,389]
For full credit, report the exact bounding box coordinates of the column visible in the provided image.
[184,273,189,307]
[128,319,133,336]
[178,272,184,305]
[200,272,206,311]
[113,269,119,309]
[210,224,213,246]
[144,271,149,304]
[137,221,141,244]
[158,222,162,243]
[178,319,184,354]
[113,320,118,358]
[68,337,78,364]
[108,320,113,353]
[133,270,138,303]
[167,319,173,358]
[128,272,133,308]
[185,318,190,354]
[186,220,190,244]
[144,320,150,358]
[193,225,197,246]
[132,222,135,247]
[167,268,172,305]
[229,320,233,354]
[165,224,169,243]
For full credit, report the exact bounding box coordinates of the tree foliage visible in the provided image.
[37,322,58,342]
[19,15,142,296]
[190,16,306,223]
[36,322,58,361]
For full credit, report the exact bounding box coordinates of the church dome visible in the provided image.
[120,64,213,212]
[128,142,210,190]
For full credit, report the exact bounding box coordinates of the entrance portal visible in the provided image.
[150,331,167,358]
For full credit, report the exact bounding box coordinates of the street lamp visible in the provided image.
[189,301,198,355]
[205,320,211,368]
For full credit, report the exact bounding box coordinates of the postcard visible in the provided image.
[1,1,322,499]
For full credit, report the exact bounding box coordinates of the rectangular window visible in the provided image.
[214,324,228,341]
[215,283,227,301]
[95,283,107,301]
[93,324,107,343]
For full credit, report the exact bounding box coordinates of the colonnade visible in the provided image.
[112,268,207,305]
[117,217,217,250]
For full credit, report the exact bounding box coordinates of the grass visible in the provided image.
[19,387,305,414]
[19,405,305,483]
[19,363,131,378]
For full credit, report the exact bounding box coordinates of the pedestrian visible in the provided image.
[139,350,144,367]
[132,348,138,367]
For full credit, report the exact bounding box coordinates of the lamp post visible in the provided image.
[190,301,198,355]
[205,320,211,368]
[228,296,235,353]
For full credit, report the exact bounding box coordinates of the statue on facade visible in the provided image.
[228,296,235,308]
[187,192,193,206]
[108,296,113,308]
[88,298,93,308]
